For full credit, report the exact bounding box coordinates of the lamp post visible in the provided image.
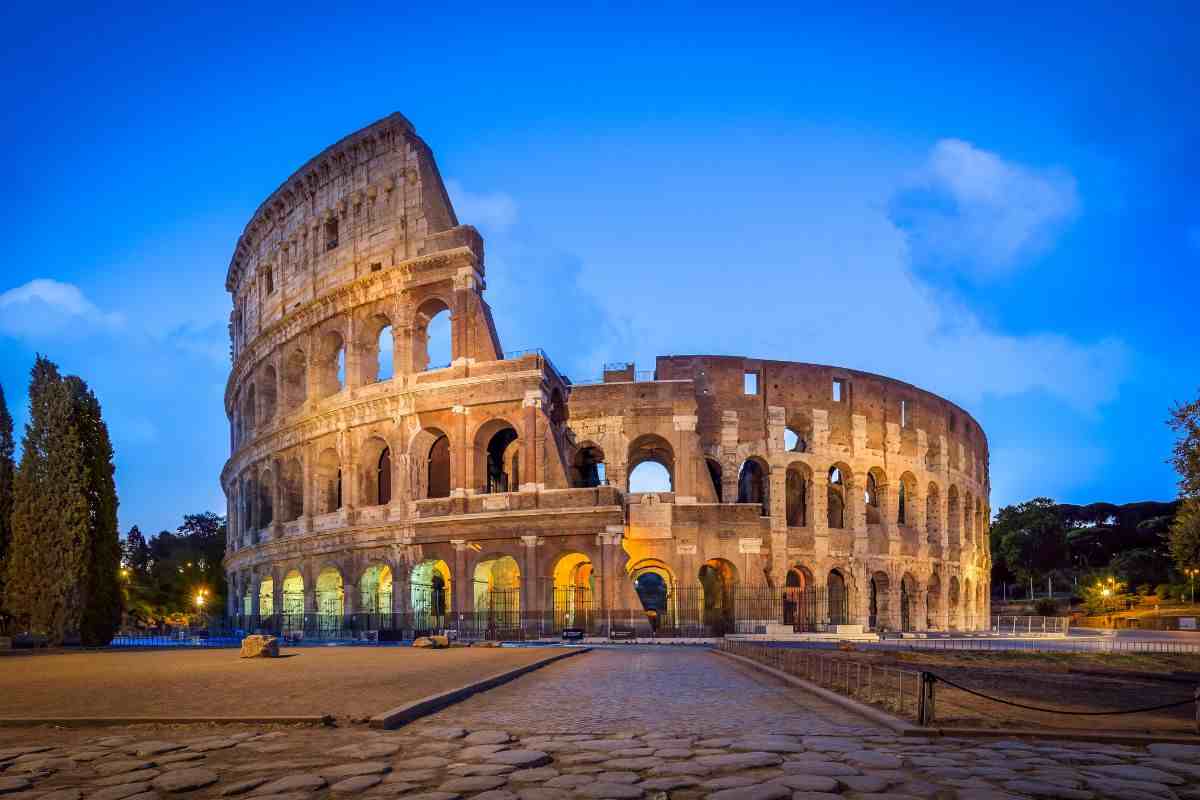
[1187,568,1198,606]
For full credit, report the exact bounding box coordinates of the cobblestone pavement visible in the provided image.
[3,646,1200,799]
[417,647,879,736]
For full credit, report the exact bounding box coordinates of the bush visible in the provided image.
[1155,583,1173,601]
[1034,598,1059,617]
[1137,583,1154,597]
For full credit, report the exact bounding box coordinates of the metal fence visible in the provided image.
[989,615,1071,636]
[870,636,1200,655]
[720,640,925,721]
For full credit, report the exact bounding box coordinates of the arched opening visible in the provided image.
[360,564,393,615]
[258,577,274,617]
[948,576,961,630]
[705,458,723,502]
[827,569,849,625]
[948,485,962,551]
[631,559,675,632]
[926,572,942,630]
[737,458,769,516]
[242,384,257,440]
[473,555,521,631]
[827,466,847,529]
[282,347,307,413]
[477,421,520,494]
[864,469,884,525]
[571,443,606,488]
[258,468,274,528]
[360,436,392,507]
[963,577,973,629]
[378,447,392,505]
[315,448,341,514]
[783,565,816,629]
[977,581,986,625]
[553,553,594,629]
[699,558,737,635]
[425,432,451,499]
[627,434,674,492]
[411,559,452,629]
[281,569,304,632]
[926,483,942,549]
[280,458,303,522]
[316,328,347,398]
[316,566,344,620]
[785,463,809,527]
[414,298,452,371]
[900,573,918,632]
[869,571,891,631]
[963,491,975,545]
[363,313,394,384]
[784,427,808,453]
[261,366,277,424]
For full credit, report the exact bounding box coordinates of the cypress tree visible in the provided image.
[5,358,121,644]
[68,376,122,646]
[0,384,13,619]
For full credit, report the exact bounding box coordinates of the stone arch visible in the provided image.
[963,490,975,545]
[411,427,451,499]
[359,435,393,507]
[570,442,606,488]
[947,485,962,551]
[258,576,274,616]
[627,434,674,492]
[413,297,452,372]
[900,572,919,632]
[260,365,277,424]
[282,346,307,413]
[474,418,520,494]
[316,566,345,633]
[926,571,942,630]
[553,552,595,628]
[281,569,305,618]
[279,457,303,522]
[705,457,723,502]
[242,383,257,439]
[737,457,769,516]
[827,568,850,625]
[359,563,393,614]
[897,471,918,526]
[784,563,816,628]
[258,466,275,527]
[472,554,521,616]
[948,575,961,630]
[359,310,395,384]
[315,447,341,514]
[785,462,811,527]
[314,326,346,398]
[827,463,852,529]
[630,558,675,630]
[864,467,886,525]
[411,558,452,625]
[699,558,737,634]
[869,570,892,631]
[963,576,973,629]
[926,482,942,548]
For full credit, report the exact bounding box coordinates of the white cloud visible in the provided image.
[0,278,124,338]
[446,180,518,233]
[893,138,1079,275]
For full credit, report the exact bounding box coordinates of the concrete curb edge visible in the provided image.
[0,715,334,727]
[714,648,920,734]
[369,646,591,730]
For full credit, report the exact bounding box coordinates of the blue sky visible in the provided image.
[1,2,1197,534]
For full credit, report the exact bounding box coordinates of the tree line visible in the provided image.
[0,356,121,645]
[121,513,227,627]
[990,394,1200,604]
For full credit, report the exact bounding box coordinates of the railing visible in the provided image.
[720,641,924,721]
[990,615,1071,636]
[873,636,1200,655]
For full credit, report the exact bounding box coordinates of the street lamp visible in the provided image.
[1186,568,1198,606]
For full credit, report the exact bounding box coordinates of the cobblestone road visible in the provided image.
[421,646,879,736]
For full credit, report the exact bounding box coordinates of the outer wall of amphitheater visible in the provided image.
[221,112,992,636]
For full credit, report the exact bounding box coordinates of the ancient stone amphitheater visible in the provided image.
[222,113,991,639]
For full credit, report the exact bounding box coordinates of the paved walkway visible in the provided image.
[3,646,1200,799]
[420,646,878,736]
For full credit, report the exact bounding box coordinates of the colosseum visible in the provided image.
[221,112,992,640]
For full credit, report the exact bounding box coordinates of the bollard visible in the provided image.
[919,672,936,726]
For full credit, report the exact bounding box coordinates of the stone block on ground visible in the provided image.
[239,635,280,658]
[411,635,449,649]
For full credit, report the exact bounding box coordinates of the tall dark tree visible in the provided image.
[1169,395,1200,572]
[123,525,151,576]
[5,358,121,644]
[990,498,1068,585]
[67,375,122,646]
[0,384,14,622]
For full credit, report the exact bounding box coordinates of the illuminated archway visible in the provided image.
[699,558,737,634]
[281,569,304,635]
[360,564,393,614]
[630,559,676,632]
[258,577,274,617]
[411,559,452,627]
[473,555,521,615]
[316,567,344,620]
[553,552,594,628]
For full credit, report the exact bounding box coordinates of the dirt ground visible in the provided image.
[0,646,556,721]
[840,648,1200,733]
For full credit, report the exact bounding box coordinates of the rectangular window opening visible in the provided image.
[832,379,844,402]
[743,372,759,395]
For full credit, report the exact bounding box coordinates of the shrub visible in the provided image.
[1155,583,1173,601]
[1137,583,1154,597]
[1034,598,1059,617]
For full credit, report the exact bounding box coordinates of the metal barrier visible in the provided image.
[872,636,1200,655]
[990,615,1071,636]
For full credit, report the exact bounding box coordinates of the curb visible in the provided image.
[916,727,1200,745]
[0,715,333,727]
[713,649,920,735]
[370,646,591,729]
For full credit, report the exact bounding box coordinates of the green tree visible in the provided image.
[67,375,122,646]
[1169,396,1200,499]
[0,384,14,625]
[991,498,1067,587]
[5,358,122,644]
[1168,498,1200,572]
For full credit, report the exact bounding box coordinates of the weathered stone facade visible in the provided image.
[221,112,991,633]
